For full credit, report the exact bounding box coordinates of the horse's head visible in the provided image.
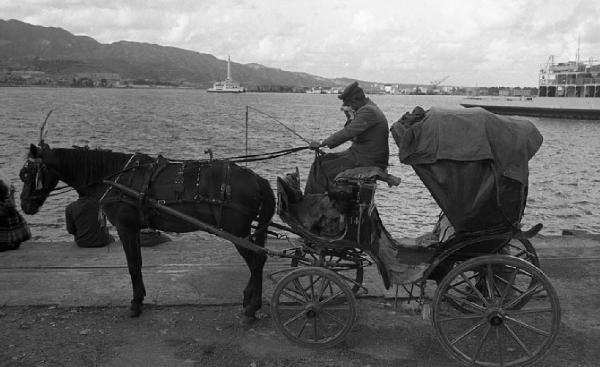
[19,143,60,215]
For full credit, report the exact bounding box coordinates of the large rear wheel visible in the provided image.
[432,255,561,367]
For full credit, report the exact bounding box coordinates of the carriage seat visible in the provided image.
[334,167,401,187]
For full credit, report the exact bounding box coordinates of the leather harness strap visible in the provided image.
[104,156,254,229]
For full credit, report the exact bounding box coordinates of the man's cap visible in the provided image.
[338,81,365,102]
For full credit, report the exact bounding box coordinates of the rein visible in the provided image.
[32,146,311,200]
[226,146,309,163]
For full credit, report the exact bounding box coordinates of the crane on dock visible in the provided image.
[427,76,449,94]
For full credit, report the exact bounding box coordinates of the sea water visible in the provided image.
[1,87,598,242]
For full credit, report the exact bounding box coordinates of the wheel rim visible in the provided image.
[271,267,357,348]
[432,255,561,367]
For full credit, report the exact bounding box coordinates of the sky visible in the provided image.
[2,0,600,87]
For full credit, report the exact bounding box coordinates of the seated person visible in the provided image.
[306,81,390,194]
[0,170,31,251]
[66,195,115,248]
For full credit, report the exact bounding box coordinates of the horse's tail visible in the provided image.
[252,175,275,246]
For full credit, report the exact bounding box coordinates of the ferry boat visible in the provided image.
[207,56,246,93]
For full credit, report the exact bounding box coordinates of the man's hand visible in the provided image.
[309,140,322,150]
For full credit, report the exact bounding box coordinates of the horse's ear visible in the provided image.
[29,144,38,157]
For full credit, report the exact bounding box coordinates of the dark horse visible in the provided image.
[19,142,275,318]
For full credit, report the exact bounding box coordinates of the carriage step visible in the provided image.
[516,223,543,239]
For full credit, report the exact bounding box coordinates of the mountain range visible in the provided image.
[0,19,376,89]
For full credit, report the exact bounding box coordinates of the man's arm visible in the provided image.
[321,107,377,148]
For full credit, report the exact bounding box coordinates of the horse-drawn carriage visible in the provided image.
[19,107,560,366]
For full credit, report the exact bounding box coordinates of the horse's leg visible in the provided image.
[234,244,267,319]
[114,211,145,317]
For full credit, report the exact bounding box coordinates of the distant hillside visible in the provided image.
[0,19,360,89]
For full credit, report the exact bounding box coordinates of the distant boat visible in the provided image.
[207,56,246,93]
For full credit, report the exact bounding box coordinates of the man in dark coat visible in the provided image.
[66,195,114,248]
[305,81,389,194]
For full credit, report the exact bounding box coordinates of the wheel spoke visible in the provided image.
[498,267,518,304]
[485,263,495,302]
[280,288,308,304]
[312,318,319,341]
[439,312,486,323]
[506,307,553,316]
[295,318,309,338]
[502,322,533,356]
[496,327,505,366]
[443,292,486,312]
[309,275,317,301]
[316,314,334,336]
[471,323,492,363]
[316,277,330,300]
[320,290,346,306]
[460,272,489,306]
[505,316,551,337]
[292,278,310,301]
[320,309,346,327]
[283,309,307,327]
[504,284,545,309]
[277,305,305,311]
[450,318,487,346]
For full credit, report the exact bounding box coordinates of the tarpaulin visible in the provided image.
[390,107,542,233]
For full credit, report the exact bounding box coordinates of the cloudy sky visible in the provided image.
[2,0,600,86]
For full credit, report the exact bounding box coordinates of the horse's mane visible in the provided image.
[52,147,136,186]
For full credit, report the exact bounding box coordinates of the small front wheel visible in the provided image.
[271,267,357,348]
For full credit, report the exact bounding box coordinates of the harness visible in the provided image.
[101,154,252,229]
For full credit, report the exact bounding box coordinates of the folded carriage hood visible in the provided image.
[393,107,543,184]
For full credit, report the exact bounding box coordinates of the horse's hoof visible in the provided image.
[129,302,143,318]
[253,310,270,320]
[239,314,256,330]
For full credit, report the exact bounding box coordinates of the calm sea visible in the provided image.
[1,87,599,242]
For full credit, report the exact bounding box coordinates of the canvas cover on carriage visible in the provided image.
[391,107,543,234]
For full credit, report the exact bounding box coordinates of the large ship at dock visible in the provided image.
[460,55,600,119]
[538,55,600,98]
[207,56,246,93]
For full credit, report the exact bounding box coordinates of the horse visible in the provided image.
[19,142,275,319]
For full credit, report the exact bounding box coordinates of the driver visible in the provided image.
[306,81,389,194]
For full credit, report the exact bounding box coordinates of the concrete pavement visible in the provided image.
[0,232,599,308]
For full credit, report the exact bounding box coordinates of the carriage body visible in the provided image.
[270,107,561,367]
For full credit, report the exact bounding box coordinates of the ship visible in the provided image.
[207,56,246,93]
[538,55,600,98]
[461,55,600,119]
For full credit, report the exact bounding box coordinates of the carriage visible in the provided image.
[19,107,560,366]
[266,107,560,366]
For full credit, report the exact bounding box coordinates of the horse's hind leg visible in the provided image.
[117,225,146,317]
[234,245,267,319]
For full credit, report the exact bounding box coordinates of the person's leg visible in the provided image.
[304,152,355,194]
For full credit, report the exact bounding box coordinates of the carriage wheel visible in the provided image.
[443,238,540,313]
[271,267,357,348]
[290,248,365,294]
[432,255,561,367]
